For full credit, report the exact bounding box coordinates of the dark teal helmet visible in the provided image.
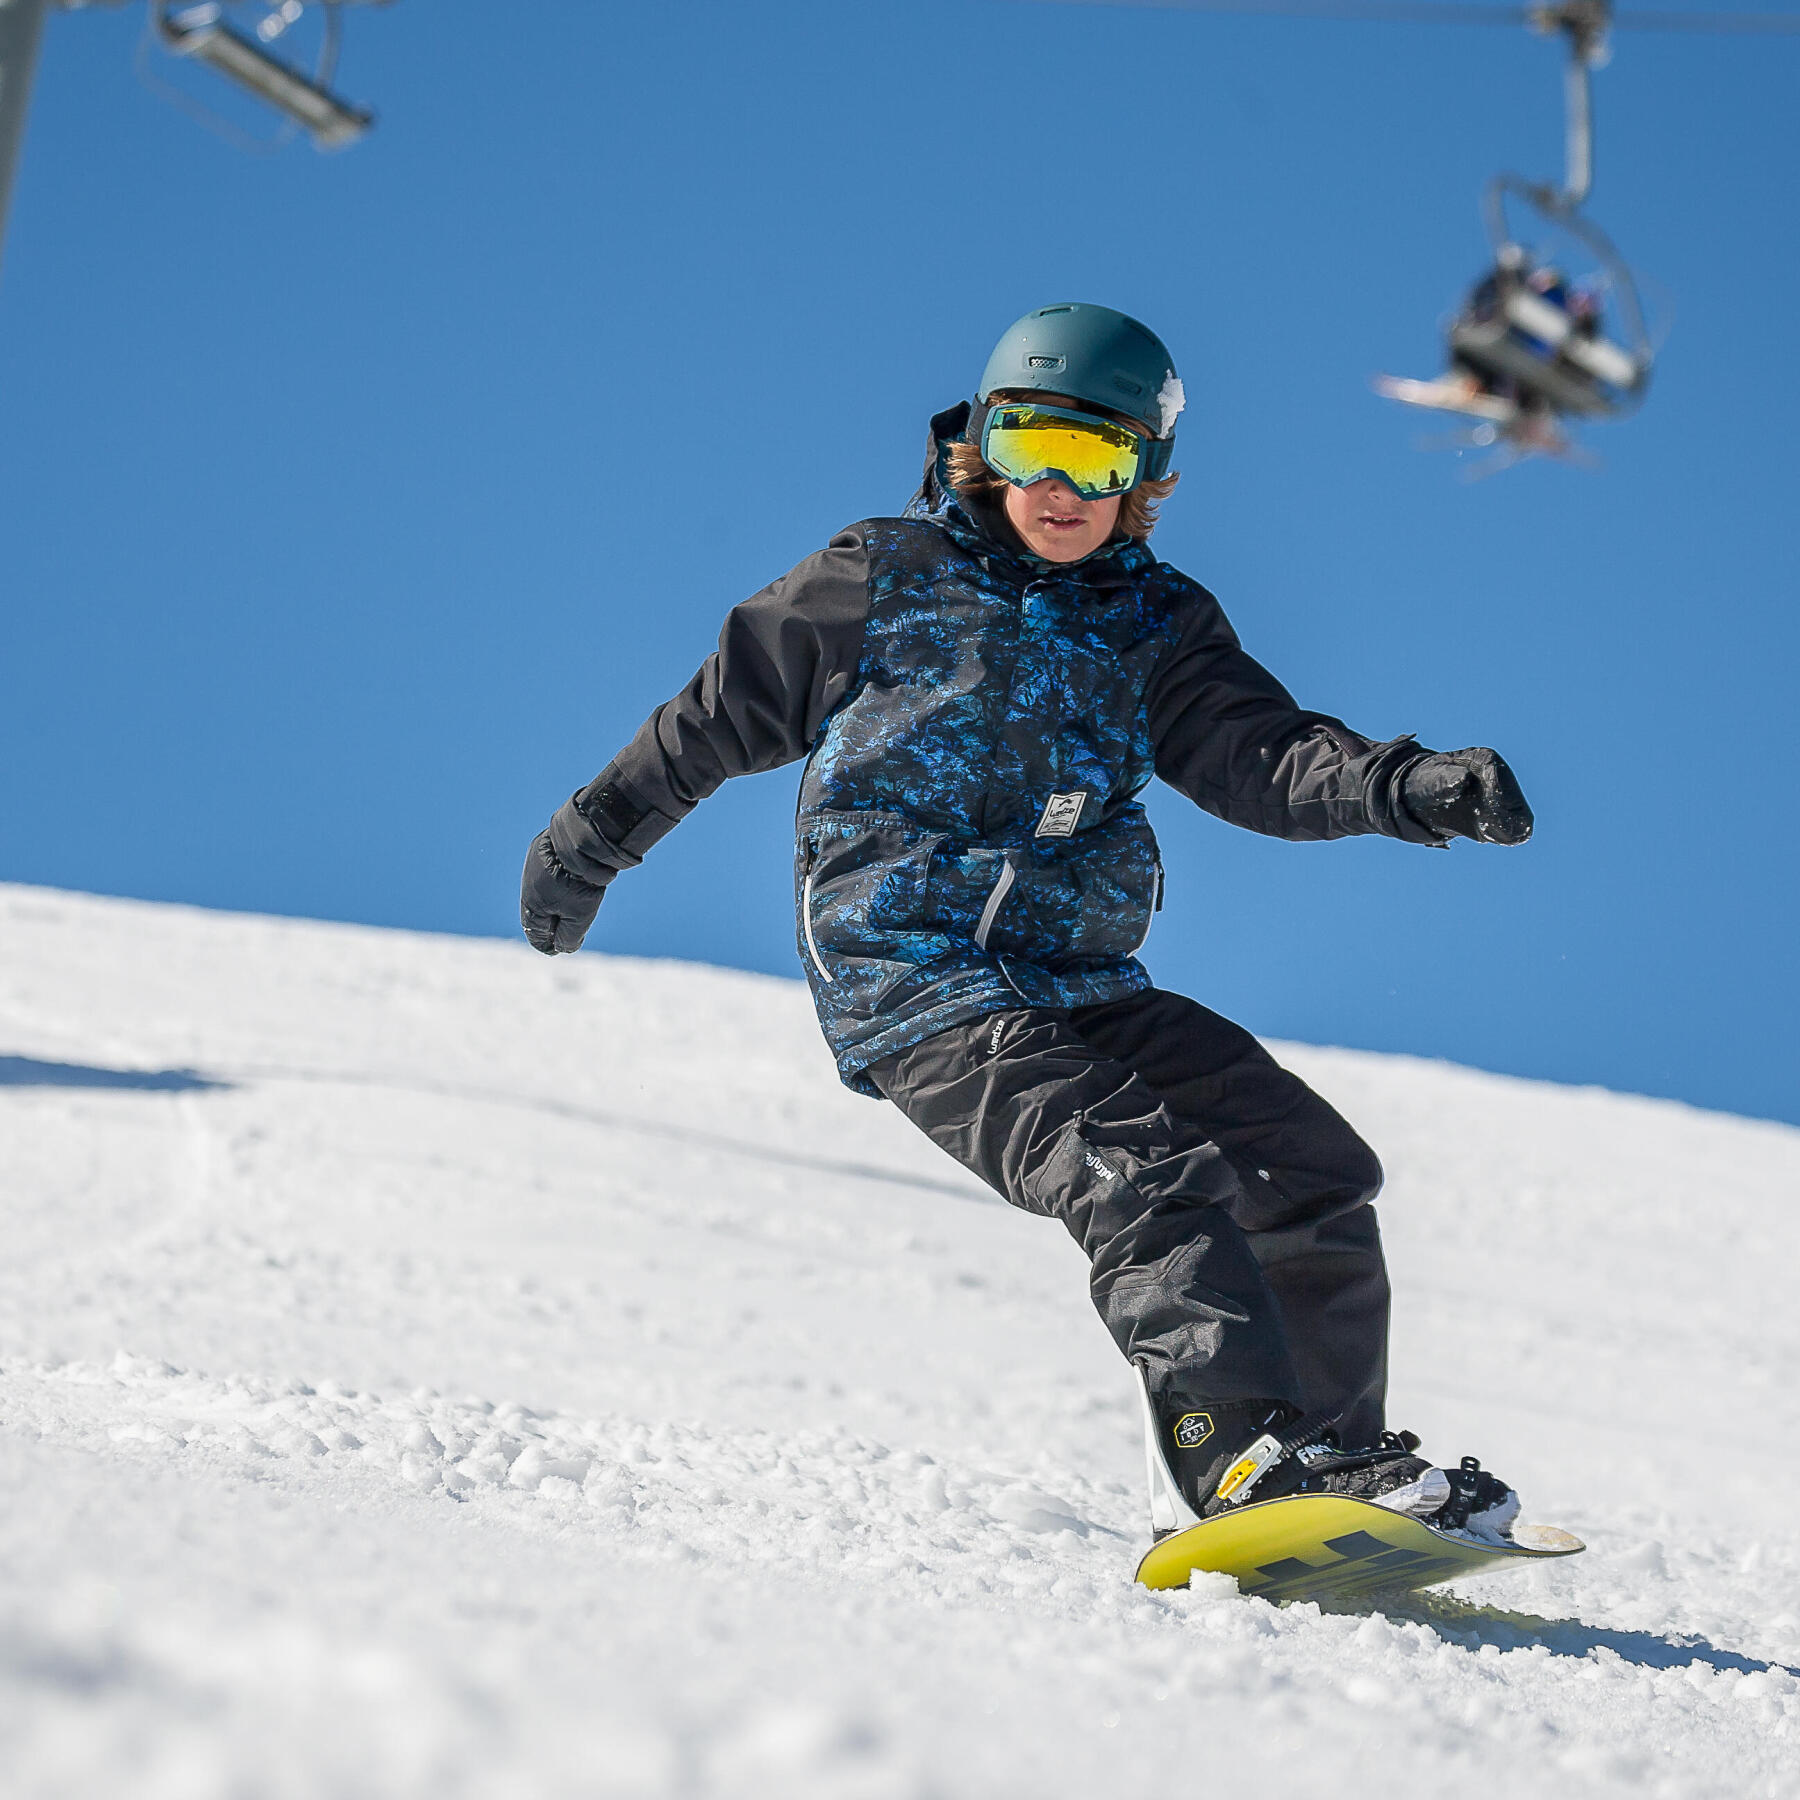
[978,303,1185,457]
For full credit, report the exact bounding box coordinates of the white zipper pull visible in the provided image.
[801,866,835,984]
[973,857,1017,952]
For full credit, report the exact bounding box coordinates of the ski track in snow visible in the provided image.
[1,884,1797,1797]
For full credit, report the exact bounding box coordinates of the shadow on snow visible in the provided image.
[246,1063,995,1207]
[1387,1594,1797,1677]
[0,1055,230,1094]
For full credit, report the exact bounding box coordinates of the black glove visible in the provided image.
[520,829,609,955]
[1401,747,1534,846]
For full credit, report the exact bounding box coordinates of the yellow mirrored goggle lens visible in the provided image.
[983,405,1144,498]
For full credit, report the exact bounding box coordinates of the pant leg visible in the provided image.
[1069,989,1391,1445]
[866,1008,1301,1410]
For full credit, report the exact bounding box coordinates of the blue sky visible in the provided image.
[2,0,1796,1124]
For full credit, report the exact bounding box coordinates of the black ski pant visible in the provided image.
[866,988,1390,1446]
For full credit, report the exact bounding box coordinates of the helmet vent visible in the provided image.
[1027,354,1066,371]
[1113,374,1145,396]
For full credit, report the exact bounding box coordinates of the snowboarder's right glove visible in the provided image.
[521,770,680,954]
[520,826,611,955]
[1400,747,1534,846]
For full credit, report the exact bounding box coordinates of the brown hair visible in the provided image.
[947,396,1180,541]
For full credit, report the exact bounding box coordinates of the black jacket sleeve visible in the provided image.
[547,529,871,886]
[1147,586,1439,844]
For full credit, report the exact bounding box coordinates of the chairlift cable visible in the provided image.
[1027,0,1800,32]
[1602,7,1800,26]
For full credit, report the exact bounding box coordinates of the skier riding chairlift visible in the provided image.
[1377,243,1646,458]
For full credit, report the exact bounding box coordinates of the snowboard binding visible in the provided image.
[1134,1373,1575,1600]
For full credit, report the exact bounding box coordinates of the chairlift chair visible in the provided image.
[1376,0,1657,462]
[1444,195,1651,421]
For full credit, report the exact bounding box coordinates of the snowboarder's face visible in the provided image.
[1002,477,1123,563]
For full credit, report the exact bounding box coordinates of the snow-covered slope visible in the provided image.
[1,884,1795,1799]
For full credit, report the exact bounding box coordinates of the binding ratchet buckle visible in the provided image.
[1213,1432,1288,1506]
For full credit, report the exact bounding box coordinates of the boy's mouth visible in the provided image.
[1038,510,1087,531]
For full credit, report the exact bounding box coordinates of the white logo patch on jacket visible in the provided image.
[1034,791,1087,839]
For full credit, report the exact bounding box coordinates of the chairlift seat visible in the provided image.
[1557,328,1641,391]
[1449,316,1621,419]
[1499,287,1642,389]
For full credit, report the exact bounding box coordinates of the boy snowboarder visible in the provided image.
[521,304,1535,1543]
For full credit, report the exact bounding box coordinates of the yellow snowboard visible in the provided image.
[1136,1494,1583,1602]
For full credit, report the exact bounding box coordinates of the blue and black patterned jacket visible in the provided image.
[551,420,1439,1093]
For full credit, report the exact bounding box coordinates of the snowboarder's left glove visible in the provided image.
[1401,748,1533,846]
[520,827,611,955]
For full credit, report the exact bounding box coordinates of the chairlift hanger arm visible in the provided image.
[1525,0,1609,205]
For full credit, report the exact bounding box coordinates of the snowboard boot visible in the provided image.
[1150,1395,1308,1525]
[1141,1379,1518,1541]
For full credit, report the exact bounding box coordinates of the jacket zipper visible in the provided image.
[973,858,1016,952]
[801,866,835,984]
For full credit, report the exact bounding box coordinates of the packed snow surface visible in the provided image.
[1,884,1796,1798]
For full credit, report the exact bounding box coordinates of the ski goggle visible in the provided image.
[979,401,1173,500]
